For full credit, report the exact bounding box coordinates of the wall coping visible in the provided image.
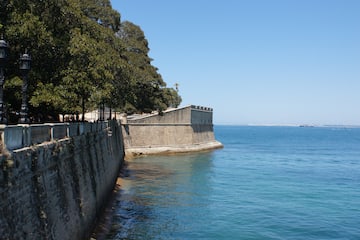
[127,105,213,122]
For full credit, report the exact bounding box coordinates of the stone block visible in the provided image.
[68,123,79,137]
[30,124,51,145]
[3,125,25,150]
[50,123,68,140]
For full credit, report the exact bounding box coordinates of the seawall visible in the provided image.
[0,105,222,239]
[122,105,223,158]
[0,120,124,240]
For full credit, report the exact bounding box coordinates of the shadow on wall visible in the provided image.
[0,120,125,240]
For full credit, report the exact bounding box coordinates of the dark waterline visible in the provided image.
[94,126,360,239]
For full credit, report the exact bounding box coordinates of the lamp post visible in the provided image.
[0,37,8,123]
[19,51,31,123]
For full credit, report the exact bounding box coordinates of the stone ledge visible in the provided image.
[125,141,223,159]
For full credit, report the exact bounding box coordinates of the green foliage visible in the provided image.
[0,0,181,122]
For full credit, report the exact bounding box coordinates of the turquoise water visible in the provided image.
[104,126,360,239]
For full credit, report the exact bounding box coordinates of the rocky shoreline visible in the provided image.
[125,140,223,159]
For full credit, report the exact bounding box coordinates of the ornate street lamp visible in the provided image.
[19,51,31,123]
[0,36,9,123]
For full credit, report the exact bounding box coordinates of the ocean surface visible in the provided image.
[102,126,360,239]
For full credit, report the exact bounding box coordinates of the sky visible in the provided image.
[110,0,360,125]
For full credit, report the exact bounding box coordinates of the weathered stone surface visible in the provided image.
[123,105,223,157]
[49,123,68,140]
[0,120,124,240]
[2,125,24,150]
[125,141,224,159]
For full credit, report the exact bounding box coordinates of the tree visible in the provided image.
[163,87,182,108]
[118,21,181,113]
[0,0,181,122]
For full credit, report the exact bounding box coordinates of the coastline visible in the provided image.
[125,140,223,159]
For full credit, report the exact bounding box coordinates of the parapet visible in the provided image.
[190,105,213,112]
[0,121,109,152]
[127,105,213,125]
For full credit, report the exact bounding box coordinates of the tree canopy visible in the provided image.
[0,0,181,122]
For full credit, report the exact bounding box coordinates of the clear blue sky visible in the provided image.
[111,0,360,125]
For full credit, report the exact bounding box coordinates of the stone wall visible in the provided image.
[0,120,124,240]
[126,105,213,125]
[123,124,215,148]
[123,105,222,156]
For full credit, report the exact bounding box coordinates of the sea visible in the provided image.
[98,125,360,240]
